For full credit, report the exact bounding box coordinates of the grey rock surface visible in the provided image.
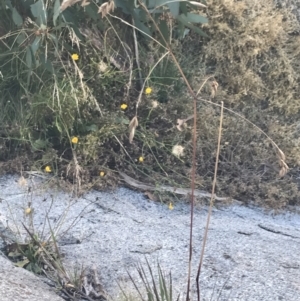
[0,254,64,301]
[0,174,300,301]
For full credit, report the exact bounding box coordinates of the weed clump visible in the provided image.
[192,0,300,207]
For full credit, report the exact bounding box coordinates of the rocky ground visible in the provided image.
[0,174,300,301]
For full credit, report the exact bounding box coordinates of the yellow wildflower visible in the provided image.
[145,87,152,95]
[100,171,105,177]
[139,156,144,163]
[71,53,79,61]
[120,103,128,110]
[25,208,32,215]
[71,136,78,144]
[45,166,52,173]
[168,202,174,210]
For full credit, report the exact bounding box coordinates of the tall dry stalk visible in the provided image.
[108,2,289,300]
[136,3,199,299]
[196,101,224,301]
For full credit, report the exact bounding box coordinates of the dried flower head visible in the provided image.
[98,0,115,18]
[211,80,219,98]
[129,116,138,144]
[98,61,108,72]
[172,145,185,158]
[276,145,288,177]
[151,100,159,108]
[60,0,91,12]
[176,118,187,131]
[18,176,27,187]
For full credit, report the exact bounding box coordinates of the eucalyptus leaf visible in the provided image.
[147,0,156,9]
[39,53,56,75]
[26,47,32,68]
[48,33,58,50]
[158,20,169,45]
[85,3,99,21]
[12,7,23,26]
[32,139,48,150]
[177,14,208,37]
[30,36,41,55]
[5,0,13,10]
[114,0,131,14]
[31,0,47,26]
[115,117,129,124]
[133,10,152,37]
[179,1,188,15]
[53,0,61,26]
[185,13,208,24]
[16,32,27,46]
[182,28,190,39]
[85,124,98,132]
[167,1,179,17]
[61,10,84,40]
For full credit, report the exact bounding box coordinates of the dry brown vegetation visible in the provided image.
[177,0,300,208]
[1,0,300,209]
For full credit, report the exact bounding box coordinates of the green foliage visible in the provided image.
[6,234,58,275]
[0,0,183,175]
[124,259,178,301]
[115,0,208,40]
[1,0,299,209]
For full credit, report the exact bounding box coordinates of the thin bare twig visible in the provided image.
[196,101,224,301]
[132,18,143,89]
[136,2,199,299]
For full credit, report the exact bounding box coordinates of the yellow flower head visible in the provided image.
[120,103,128,110]
[71,53,79,61]
[100,171,105,177]
[145,87,152,95]
[168,202,174,210]
[71,136,78,144]
[45,166,52,173]
[25,207,32,215]
[139,156,144,163]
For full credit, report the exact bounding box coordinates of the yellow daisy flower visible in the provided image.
[25,208,32,215]
[145,87,152,95]
[168,202,174,210]
[120,103,128,110]
[45,166,52,173]
[100,171,105,177]
[71,136,78,144]
[71,53,79,61]
[139,156,144,163]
